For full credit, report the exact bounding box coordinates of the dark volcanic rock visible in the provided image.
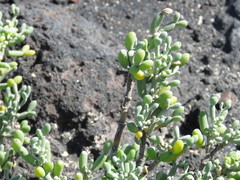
[0,0,240,179]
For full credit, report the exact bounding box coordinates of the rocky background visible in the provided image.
[0,0,240,179]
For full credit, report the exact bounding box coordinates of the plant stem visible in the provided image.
[137,131,147,167]
[147,159,159,172]
[200,142,226,170]
[110,74,135,156]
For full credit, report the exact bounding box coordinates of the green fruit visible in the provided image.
[170,96,178,105]
[159,152,177,162]
[118,49,129,68]
[43,161,54,174]
[133,70,145,80]
[7,78,15,87]
[179,53,190,67]
[143,95,153,104]
[23,50,36,56]
[13,75,23,84]
[139,60,154,71]
[134,49,145,66]
[34,166,46,178]
[127,122,139,133]
[172,140,184,154]
[125,32,137,50]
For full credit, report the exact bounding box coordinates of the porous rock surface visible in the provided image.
[0,0,240,179]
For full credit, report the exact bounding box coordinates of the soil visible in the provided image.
[0,0,240,179]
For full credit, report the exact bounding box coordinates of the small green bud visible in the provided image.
[159,31,168,40]
[7,78,15,87]
[172,106,184,116]
[27,100,37,112]
[20,123,31,133]
[127,122,139,133]
[179,53,190,67]
[143,95,152,104]
[103,141,113,155]
[9,62,18,68]
[43,161,54,174]
[199,111,209,135]
[154,37,162,46]
[23,50,36,57]
[12,138,22,152]
[134,49,145,66]
[125,32,137,50]
[173,53,182,62]
[53,160,64,177]
[126,149,136,161]
[42,123,51,135]
[91,155,107,172]
[157,91,173,109]
[75,173,83,180]
[176,20,188,28]
[157,86,171,96]
[170,42,181,51]
[117,149,125,159]
[14,130,25,143]
[22,44,30,52]
[34,166,46,178]
[79,151,88,173]
[192,129,205,147]
[13,76,23,84]
[171,116,182,122]
[216,123,227,135]
[163,23,176,32]
[118,49,129,68]
[185,175,194,180]
[162,8,173,15]
[172,140,184,154]
[173,12,181,22]
[168,80,181,87]
[139,60,154,71]
[133,70,145,80]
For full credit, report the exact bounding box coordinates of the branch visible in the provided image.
[110,74,135,156]
[200,142,226,170]
[137,131,147,167]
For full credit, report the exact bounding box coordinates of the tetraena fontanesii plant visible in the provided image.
[0,4,240,180]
